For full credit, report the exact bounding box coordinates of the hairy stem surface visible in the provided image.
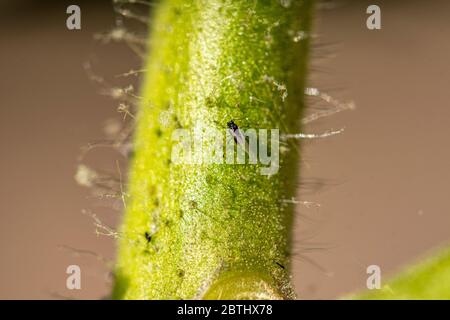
[113,0,313,299]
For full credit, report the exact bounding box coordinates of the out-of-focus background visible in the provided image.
[0,0,449,299]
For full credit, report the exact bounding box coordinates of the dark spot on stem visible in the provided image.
[164,219,172,227]
[155,127,163,137]
[189,200,198,210]
[173,7,181,16]
[144,232,152,243]
[205,96,215,108]
[205,174,215,185]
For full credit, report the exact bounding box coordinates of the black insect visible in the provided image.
[226,119,255,159]
[275,261,285,269]
[227,119,245,145]
[227,119,239,132]
[144,231,152,243]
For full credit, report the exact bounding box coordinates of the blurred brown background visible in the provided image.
[0,0,449,299]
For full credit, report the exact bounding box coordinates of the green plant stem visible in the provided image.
[113,0,313,299]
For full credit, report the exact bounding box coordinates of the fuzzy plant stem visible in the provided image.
[113,0,313,299]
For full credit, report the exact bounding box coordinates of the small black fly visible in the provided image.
[227,119,245,145]
[227,119,257,161]
[226,119,259,162]
[227,119,239,132]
